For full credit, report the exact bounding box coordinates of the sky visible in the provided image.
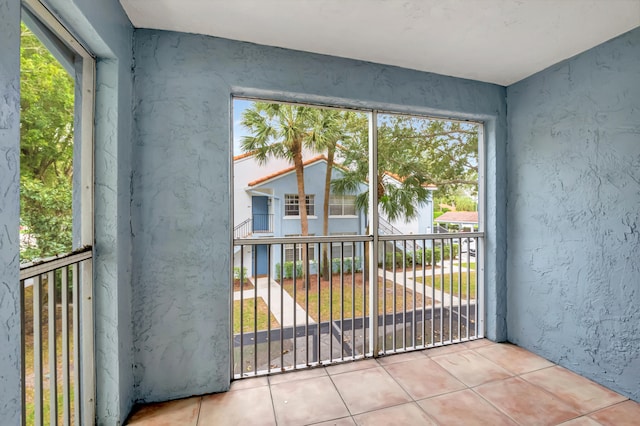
[232,98,252,155]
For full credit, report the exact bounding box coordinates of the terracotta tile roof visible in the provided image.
[247,155,327,187]
[233,150,256,161]
[383,171,437,190]
[434,211,478,224]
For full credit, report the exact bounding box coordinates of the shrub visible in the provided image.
[332,256,363,273]
[440,243,459,260]
[383,252,401,269]
[417,248,441,266]
[275,260,318,279]
[233,266,247,283]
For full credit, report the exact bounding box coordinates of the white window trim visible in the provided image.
[283,216,318,220]
[329,194,357,217]
[284,194,315,217]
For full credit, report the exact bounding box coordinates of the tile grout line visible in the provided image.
[324,364,358,423]
[379,347,523,424]
[462,357,627,426]
[267,376,281,426]
[464,345,548,421]
[194,396,203,426]
[583,400,633,420]
[469,345,557,376]
[415,342,540,425]
[512,364,627,417]
[466,382,525,426]
[375,357,442,425]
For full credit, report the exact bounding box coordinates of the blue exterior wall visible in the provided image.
[132,28,507,403]
[0,0,134,423]
[254,161,367,237]
[507,27,640,401]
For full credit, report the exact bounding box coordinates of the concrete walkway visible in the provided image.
[378,263,475,307]
[233,277,314,327]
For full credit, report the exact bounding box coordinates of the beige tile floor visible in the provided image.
[126,340,640,426]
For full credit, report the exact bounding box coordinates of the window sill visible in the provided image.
[284,216,318,220]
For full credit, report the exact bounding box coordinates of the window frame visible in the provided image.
[329,194,357,217]
[330,232,357,259]
[284,194,315,217]
[283,234,316,262]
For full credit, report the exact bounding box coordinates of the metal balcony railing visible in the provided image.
[234,214,274,239]
[20,247,94,426]
[252,214,273,234]
[234,219,252,239]
[232,232,483,378]
[378,217,422,252]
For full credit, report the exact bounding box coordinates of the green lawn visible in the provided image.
[280,274,428,322]
[26,387,74,426]
[233,299,279,334]
[415,271,477,300]
[461,262,476,270]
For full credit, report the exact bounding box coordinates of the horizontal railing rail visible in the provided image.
[232,232,483,378]
[20,246,93,280]
[378,231,484,241]
[234,232,483,246]
[20,246,94,426]
[234,234,373,246]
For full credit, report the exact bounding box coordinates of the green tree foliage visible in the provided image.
[434,190,478,213]
[241,102,321,239]
[332,113,477,222]
[20,23,74,262]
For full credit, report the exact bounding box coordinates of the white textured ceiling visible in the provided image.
[120,0,640,86]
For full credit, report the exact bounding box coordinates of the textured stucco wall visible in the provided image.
[11,0,135,423]
[45,2,135,422]
[132,29,507,402]
[0,0,22,423]
[507,27,640,401]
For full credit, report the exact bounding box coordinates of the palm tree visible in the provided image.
[311,109,350,278]
[241,102,319,277]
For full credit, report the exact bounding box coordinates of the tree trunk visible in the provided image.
[321,148,335,279]
[293,148,309,283]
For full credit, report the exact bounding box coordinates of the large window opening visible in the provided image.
[20,4,94,262]
[232,97,482,378]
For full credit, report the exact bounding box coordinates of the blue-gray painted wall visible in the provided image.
[0,0,134,424]
[45,1,135,422]
[0,0,22,423]
[132,29,507,403]
[507,27,640,401]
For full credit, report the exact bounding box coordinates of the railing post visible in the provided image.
[368,110,379,357]
[81,259,95,425]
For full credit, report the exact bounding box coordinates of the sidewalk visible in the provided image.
[378,263,474,307]
[233,277,314,327]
